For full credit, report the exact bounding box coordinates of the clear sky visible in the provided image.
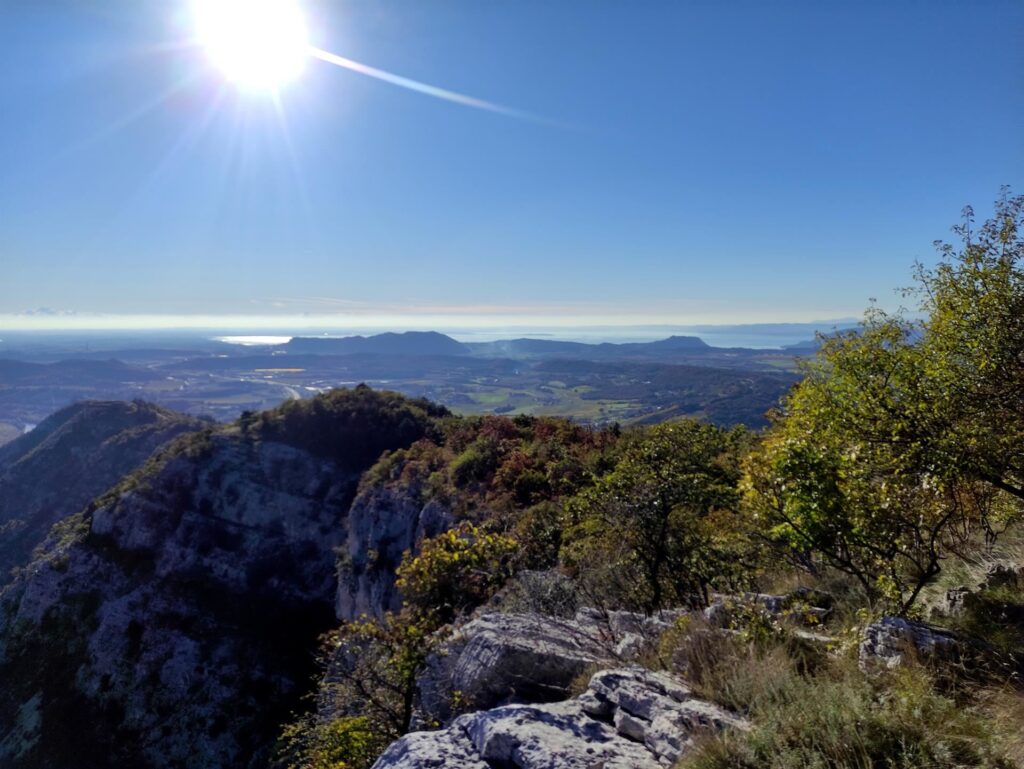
[1,0,1022,331]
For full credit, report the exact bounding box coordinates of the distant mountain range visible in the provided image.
[279,330,798,361]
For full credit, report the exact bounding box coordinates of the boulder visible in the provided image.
[585,667,745,764]
[415,612,610,726]
[859,616,966,670]
[370,726,489,769]
[461,700,659,769]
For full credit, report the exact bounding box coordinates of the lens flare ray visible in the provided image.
[308,46,549,124]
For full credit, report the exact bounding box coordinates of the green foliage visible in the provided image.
[441,415,621,514]
[275,715,389,769]
[316,613,434,741]
[509,501,564,570]
[395,522,519,627]
[450,437,500,486]
[562,421,755,612]
[745,192,1024,614]
[915,191,1024,504]
[356,413,622,573]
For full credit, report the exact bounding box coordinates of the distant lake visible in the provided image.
[215,336,292,346]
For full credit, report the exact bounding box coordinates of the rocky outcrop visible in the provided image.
[582,668,746,763]
[375,667,746,769]
[859,616,967,670]
[414,609,693,727]
[0,400,205,584]
[415,612,611,726]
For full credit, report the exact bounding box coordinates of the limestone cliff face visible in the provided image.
[0,430,358,769]
[335,482,452,621]
[0,400,205,584]
[0,387,446,769]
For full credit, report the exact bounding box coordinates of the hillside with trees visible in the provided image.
[0,194,1021,769]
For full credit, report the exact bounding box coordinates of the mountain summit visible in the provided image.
[284,331,469,357]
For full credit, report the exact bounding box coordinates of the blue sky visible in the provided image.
[1,0,1022,330]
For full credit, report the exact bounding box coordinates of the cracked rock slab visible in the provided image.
[415,612,611,725]
[374,667,746,769]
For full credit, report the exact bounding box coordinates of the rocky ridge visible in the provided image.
[0,432,357,768]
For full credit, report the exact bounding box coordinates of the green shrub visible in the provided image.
[450,438,500,486]
[562,421,755,613]
[274,714,390,769]
[743,194,1024,614]
[396,522,518,626]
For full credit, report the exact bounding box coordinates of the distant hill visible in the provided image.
[631,335,711,351]
[466,334,712,360]
[0,400,205,584]
[0,331,802,432]
[285,331,469,356]
[280,333,714,362]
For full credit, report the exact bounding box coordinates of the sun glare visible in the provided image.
[192,0,309,91]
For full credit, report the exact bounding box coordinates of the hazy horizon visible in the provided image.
[0,317,860,350]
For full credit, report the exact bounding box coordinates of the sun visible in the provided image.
[192,0,310,91]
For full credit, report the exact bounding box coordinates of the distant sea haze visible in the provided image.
[215,321,858,350]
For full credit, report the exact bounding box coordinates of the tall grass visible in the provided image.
[665,617,1016,769]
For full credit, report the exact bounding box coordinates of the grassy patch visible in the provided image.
[665,616,1016,769]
